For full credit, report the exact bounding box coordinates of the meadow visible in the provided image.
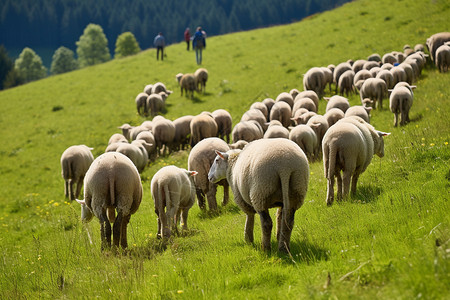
[0,0,449,298]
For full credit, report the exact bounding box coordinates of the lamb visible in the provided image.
[426,32,450,62]
[232,120,264,143]
[61,145,94,201]
[322,117,389,205]
[303,67,325,96]
[337,69,355,96]
[152,117,176,156]
[275,92,294,109]
[176,73,196,98]
[269,101,292,128]
[344,105,372,123]
[263,120,290,139]
[135,92,148,116]
[173,115,193,151]
[190,112,218,147]
[212,109,233,143]
[358,78,388,109]
[389,82,415,126]
[435,44,450,72]
[151,166,197,239]
[207,138,309,253]
[188,137,230,211]
[194,68,208,93]
[289,125,319,161]
[76,152,142,249]
[324,95,350,113]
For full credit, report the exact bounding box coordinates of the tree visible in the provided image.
[0,45,14,89]
[50,46,78,75]
[76,24,111,68]
[114,32,141,58]
[15,47,47,83]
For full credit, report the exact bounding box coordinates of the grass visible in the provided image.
[0,0,449,298]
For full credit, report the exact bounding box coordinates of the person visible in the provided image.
[192,27,206,65]
[184,28,191,51]
[153,32,165,61]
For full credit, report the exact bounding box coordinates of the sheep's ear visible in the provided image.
[410,85,417,90]
[76,199,86,205]
[215,150,228,160]
[323,97,330,101]
[377,131,391,137]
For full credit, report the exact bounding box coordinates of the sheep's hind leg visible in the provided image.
[120,214,131,249]
[258,210,273,252]
[244,213,255,244]
[278,207,296,254]
[113,212,123,248]
[326,175,335,206]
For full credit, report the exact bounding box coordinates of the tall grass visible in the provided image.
[0,0,449,298]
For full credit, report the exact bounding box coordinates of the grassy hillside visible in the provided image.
[0,0,449,298]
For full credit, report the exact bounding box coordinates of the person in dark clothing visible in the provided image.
[154,32,166,60]
[192,27,206,65]
[184,28,191,51]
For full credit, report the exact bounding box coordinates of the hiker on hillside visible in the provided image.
[184,28,191,51]
[154,32,166,61]
[193,26,206,65]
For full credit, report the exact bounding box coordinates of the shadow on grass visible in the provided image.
[196,203,241,220]
[351,184,383,204]
[273,240,329,265]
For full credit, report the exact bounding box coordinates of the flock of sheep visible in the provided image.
[60,32,450,253]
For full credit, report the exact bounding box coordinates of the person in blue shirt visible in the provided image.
[153,32,166,61]
[192,27,206,65]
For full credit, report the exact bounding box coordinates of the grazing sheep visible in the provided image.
[322,117,389,205]
[295,90,319,110]
[208,138,309,253]
[324,95,350,113]
[376,69,395,89]
[136,131,156,159]
[353,69,372,87]
[135,92,148,115]
[116,142,147,173]
[262,98,276,115]
[173,115,194,151]
[289,124,319,161]
[108,133,128,145]
[151,82,172,95]
[333,62,352,93]
[241,108,267,131]
[229,140,248,150]
[307,114,329,146]
[303,67,325,96]
[275,92,294,108]
[292,97,317,114]
[250,102,269,121]
[129,125,149,141]
[435,44,450,72]
[291,111,317,125]
[76,152,142,249]
[426,32,450,62]
[188,138,230,211]
[269,101,292,128]
[232,120,264,143]
[337,69,355,96]
[370,67,381,78]
[190,112,218,147]
[321,67,334,93]
[324,108,345,127]
[367,53,382,62]
[399,62,415,84]
[390,66,407,87]
[194,68,208,93]
[61,145,94,201]
[152,117,176,156]
[212,109,233,143]
[352,60,367,73]
[147,92,168,116]
[345,105,372,123]
[176,73,196,98]
[118,123,133,141]
[389,82,415,126]
[382,53,397,65]
[263,120,290,139]
[144,84,153,95]
[363,61,380,71]
[141,120,153,131]
[105,142,123,153]
[359,78,388,109]
[151,166,197,239]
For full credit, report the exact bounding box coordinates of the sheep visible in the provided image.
[118,123,133,141]
[435,44,450,72]
[337,69,355,96]
[376,69,395,89]
[76,152,142,249]
[352,59,368,74]
[241,108,267,131]
[116,142,147,173]
[151,82,172,95]
[414,44,425,53]
[188,137,230,211]
[306,114,329,146]
[359,78,388,109]
[389,82,415,126]
[207,138,309,253]
[105,142,123,153]
[382,53,398,65]
[250,102,269,121]
[370,67,382,77]
[229,140,248,150]
[289,88,300,100]
[135,92,148,115]
[399,62,415,84]
[141,120,153,131]
[321,66,334,94]
[176,73,196,98]
[147,92,168,116]
[322,117,389,205]
[173,115,193,151]
[295,90,319,110]
[390,66,407,87]
[363,61,380,71]
[129,125,149,141]
[323,108,345,127]
[426,32,450,62]
[333,62,352,93]
[289,124,319,161]
[263,120,290,139]
[151,166,197,239]
[275,92,294,108]
[291,111,317,125]
[380,63,394,71]
[194,68,208,93]
[143,84,153,95]
[367,53,382,62]
[324,95,350,113]
[353,69,372,87]
[232,120,264,143]
[61,145,94,201]
[212,109,233,143]
[108,133,128,145]
[303,67,325,96]
[269,101,292,128]
[190,112,218,147]
[135,131,156,159]
[292,97,317,114]
[344,105,372,123]
[152,117,176,156]
[262,98,276,115]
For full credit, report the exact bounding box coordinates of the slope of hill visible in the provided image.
[0,0,449,298]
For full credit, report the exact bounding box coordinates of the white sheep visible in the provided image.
[190,112,218,147]
[262,98,276,115]
[295,90,319,110]
[135,92,148,115]
[389,82,416,127]
[212,109,233,143]
[263,120,290,139]
[303,67,325,96]
[426,32,450,62]
[435,44,450,72]
[173,115,194,151]
[352,59,368,74]
[152,117,176,156]
[269,101,292,128]
[344,105,372,123]
[108,133,128,145]
[337,69,355,96]
[292,97,317,114]
[232,120,264,143]
[250,102,269,121]
[147,92,168,116]
[289,124,319,161]
[291,111,317,125]
[323,108,345,127]
[208,138,309,253]
[322,116,389,205]
[136,131,156,159]
[324,95,350,113]
[116,142,147,173]
[151,82,172,95]
[61,145,94,201]
[151,165,197,239]
[76,152,142,249]
[118,123,133,141]
[376,69,395,89]
[358,78,387,109]
[306,114,329,146]
[275,92,294,109]
[188,137,230,211]
[241,108,267,131]
[176,73,196,98]
[194,68,208,93]
[333,62,352,93]
[229,140,248,150]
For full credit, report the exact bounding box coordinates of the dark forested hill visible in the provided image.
[1,0,350,54]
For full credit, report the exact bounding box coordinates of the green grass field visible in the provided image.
[0,0,449,298]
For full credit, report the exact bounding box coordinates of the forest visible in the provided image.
[1,0,350,53]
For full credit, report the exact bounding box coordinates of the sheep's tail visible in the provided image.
[280,170,291,210]
[190,125,201,147]
[107,176,116,223]
[325,143,337,180]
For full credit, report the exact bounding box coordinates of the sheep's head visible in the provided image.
[375,131,391,158]
[76,199,94,223]
[208,150,228,183]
